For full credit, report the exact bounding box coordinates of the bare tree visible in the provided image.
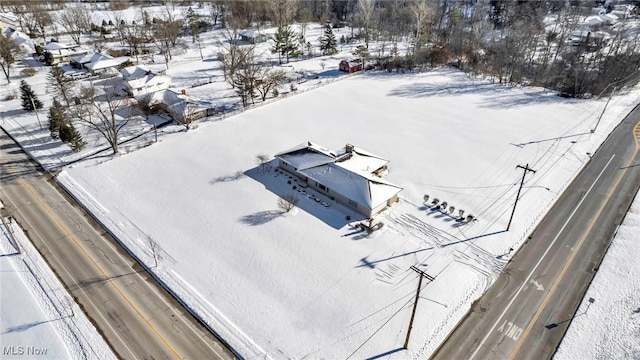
[24,3,52,43]
[0,35,21,84]
[357,0,375,48]
[148,236,159,267]
[73,87,133,154]
[256,153,271,172]
[152,10,183,68]
[256,67,287,101]
[219,28,256,81]
[411,1,433,55]
[278,193,299,213]
[269,0,297,28]
[57,6,92,45]
[166,100,201,131]
[134,93,155,121]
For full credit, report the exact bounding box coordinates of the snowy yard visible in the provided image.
[0,208,116,360]
[49,69,640,359]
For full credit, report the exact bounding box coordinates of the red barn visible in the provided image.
[339,59,362,73]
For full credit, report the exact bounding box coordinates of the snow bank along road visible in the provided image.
[0,129,236,360]
[431,105,640,360]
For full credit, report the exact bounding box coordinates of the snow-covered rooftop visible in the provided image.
[276,142,402,209]
[85,56,129,71]
[71,52,111,65]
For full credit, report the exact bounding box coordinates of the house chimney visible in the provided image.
[345,143,354,153]
[181,89,186,95]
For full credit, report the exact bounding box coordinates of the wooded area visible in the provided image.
[2,0,639,98]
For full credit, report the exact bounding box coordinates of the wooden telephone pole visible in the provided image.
[506,164,536,231]
[404,266,435,349]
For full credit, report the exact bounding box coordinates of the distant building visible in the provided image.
[2,27,35,55]
[120,65,170,97]
[238,29,268,44]
[70,52,129,75]
[275,142,402,218]
[42,42,89,64]
[339,59,362,73]
[148,89,208,123]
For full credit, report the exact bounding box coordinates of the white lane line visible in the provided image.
[469,153,616,360]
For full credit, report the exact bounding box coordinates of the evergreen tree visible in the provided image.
[352,45,370,69]
[271,25,300,64]
[59,122,85,152]
[47,99,66,139]
[44,51,55,66]
[186,7,200,43]
[319,22,337,55]
[47,66,74,106]
[20,80,43,111]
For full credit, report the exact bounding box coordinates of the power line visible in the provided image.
[506,164,536,231]
[404,266,436,349]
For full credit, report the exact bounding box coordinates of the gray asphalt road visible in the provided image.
[431,105,640,360]
[0,129,236,360]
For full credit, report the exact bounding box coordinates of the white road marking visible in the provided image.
[468,154,616,359]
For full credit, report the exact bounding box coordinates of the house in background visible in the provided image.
[2,27,35,55]
[120,65,170,97]
[275,142,403,218]
[339,59,362,73]
[148,89,209,123]
[238,29,268,44]
[43,42,89,64]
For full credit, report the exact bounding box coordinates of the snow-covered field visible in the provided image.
[555,189,640,360]
[2,4,640,359]
[0,208,116,360]
[50,70,640,359]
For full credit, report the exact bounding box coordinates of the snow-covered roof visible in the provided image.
[85,56,130,71]
[71,52,111,65]
[239,29,263,38]
[43,42,75,51]
[275,142,336,170]
[302,163,402,209]
[120,65,152,79]
[334,146,388,175]
[127,73,170,89]
[3,27,35,53]
[276,142,402,210]
[149,89,206,115]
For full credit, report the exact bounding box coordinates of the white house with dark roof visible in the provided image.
[275,142,403,218]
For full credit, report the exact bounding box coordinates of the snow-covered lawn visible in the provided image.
[50,69,640,359]
[555,189,640,360]
[0,212,116,360]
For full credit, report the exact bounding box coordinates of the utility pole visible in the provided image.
[404,265,435,349]
[592,86,616,134]
[507,164,536,231]
[30,96,43,130]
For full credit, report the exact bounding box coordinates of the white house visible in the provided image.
[275,142,403,218]
[120,65,171,97]
[2,27,34,55]
[42,42,89,64]
[148,89,209,123]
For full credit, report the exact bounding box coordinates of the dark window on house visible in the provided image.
[318,184,326,191]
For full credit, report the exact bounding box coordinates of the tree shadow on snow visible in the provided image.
[387,80,578,108]
[239,210,283,226]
